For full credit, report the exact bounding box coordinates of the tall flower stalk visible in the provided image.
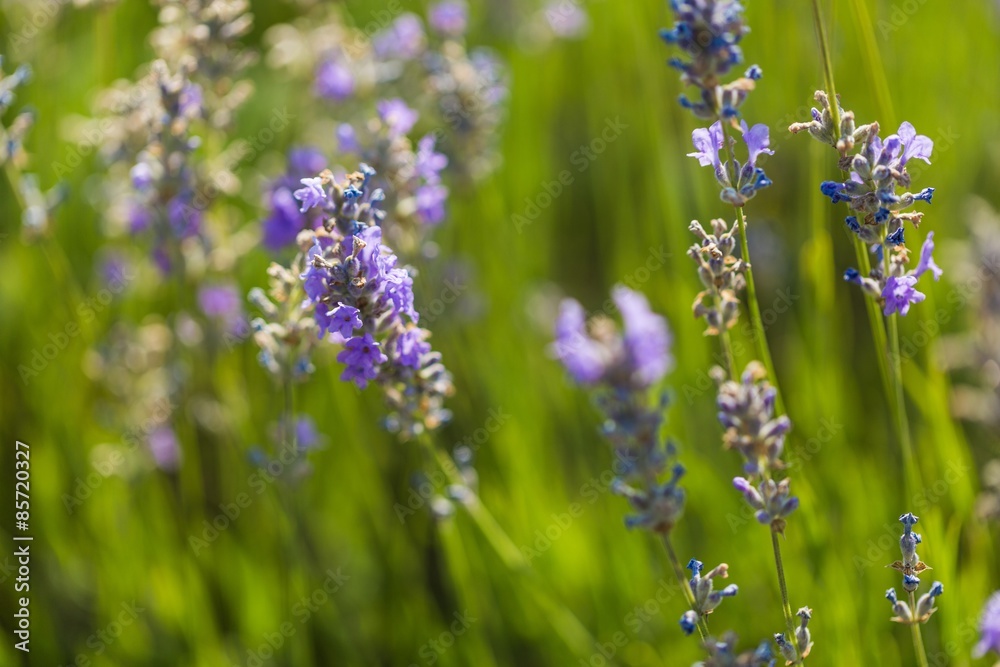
[662,1,808,660]
[552,285,740,641]
[794,0,938,494]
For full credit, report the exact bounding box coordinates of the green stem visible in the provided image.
[908,592,930,667]
[887,297,918,487]
[809,0,841,132]
[661,534,710,641]
[853,239,894,408]
[771,531,801,664]
[417,436,599,661]
[736,207,785,415]
[283,373,297,453]
[719,329,737,380]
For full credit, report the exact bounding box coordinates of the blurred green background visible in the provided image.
[2,0,1000,665]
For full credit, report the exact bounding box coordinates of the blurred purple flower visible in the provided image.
[377,98,419,139]
[337,123,360,153]
[974,591,1000,658]
[148,426,181,471]
[553,298,607,385]
[429,1,468,36]
[544,1,589,38]
[373,14,426,60]
[613,286,673,387]
[315,59,355,101]
[415,184,448,225]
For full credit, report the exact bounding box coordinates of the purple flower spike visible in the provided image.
[914,231,943,280]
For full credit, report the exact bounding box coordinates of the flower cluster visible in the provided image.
[266,1,508,183]
[336,102,451,251]
[660,0,758,119]
[262,147,328,251]
[0,56,32,167]
[713,362,792,477]
[695,632,775,667]
[688,120,773,207]
[249,249,322,384]
[552,286,684,533]
[127,60,207,274]
[775,608,813,664]
[1,56,64,239]
[733,476,799,534]
[844,231,942,316]
[791,92,941,316]
[688,218,746,334]
[680,559,739,635]
[295,165,453,437]
[150,0,256,129]
[885,513,943,625]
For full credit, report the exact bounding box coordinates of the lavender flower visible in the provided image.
[262,147,327,251]
[150,0,255,130]
[250,257,321,384]
[974,591,1000,658]
[429,1,468,37]
[792,94,941,310]
[148,425,182,471]
[294,165,453,436]
[660,0,758,119]
[732,476,798,533]
[795,608,814,660]
[714,362,792,476]
[198,283,245,335]
[688,219,746,334]
[1,57,33,167]
[886,513,940,625]
[552,286,684,533]
[695,632,775,667]
[553,286,673,389]
[372,13,427,61]
[844,231,942,316]
[688,120,773,207]
[377,98,420,139]
[124,61,206,274]
[680,559,739,634]
[333,112,451,251]
[543,1,590,39]
[315,57,355,101]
